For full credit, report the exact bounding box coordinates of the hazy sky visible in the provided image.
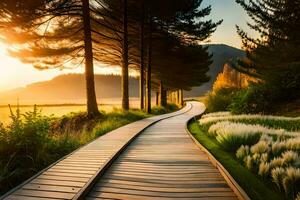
[0,0,256,92]
[202,0,256,47]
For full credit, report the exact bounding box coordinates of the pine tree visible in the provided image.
[235,0,300,98]
[142,0,222,111]
[0,0,100,117]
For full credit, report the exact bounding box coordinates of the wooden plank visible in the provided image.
[42,171,93,178]
[30,179,86,187]
[87,192,237,200]
[14,189,74,199]
[22,183,81,193]
[46,168,96,175]
[106,171,223,178]
[103,172,223,181]
[51,165,99,171]
[5,195,52,200]
[98,178,229,188]
[37,174,89,182]
[93,183,231,192]
[90,187,237,198]
[99,175,227,184]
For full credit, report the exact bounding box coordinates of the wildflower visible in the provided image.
[252,153,261,162]
[281,151,299,166]
[270,157,284,169]
[282,167,300,196]
[245,155,254,171]
[271,167,286,190]
[272,141,286,156]
[286,137,300,151]
[260,153,269,162]
[260,134,273,143]
[251,140,270,154]
[236,145,250,161]
[258,162,270,177]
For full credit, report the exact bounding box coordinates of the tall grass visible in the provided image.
[197,111,300,200]
[188,121,283,200]
[200,112,300,131]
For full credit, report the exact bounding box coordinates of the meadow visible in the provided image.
[0,104,114,125]
[190,112,300,200]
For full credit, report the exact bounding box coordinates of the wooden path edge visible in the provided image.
[0,103,193,200]
[73,103,194,199]
[184,102,251,200]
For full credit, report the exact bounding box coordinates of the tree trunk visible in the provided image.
[177,90,180,105]
[173,91,177,104]
[156,91,159,106]
[82,0,99,117]
[122,0,129,110]
[180,89,184,106]
[146,15,152,113]
[139,1,145,110]
[159,81,167,107]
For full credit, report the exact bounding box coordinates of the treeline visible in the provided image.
[0,0,222,116]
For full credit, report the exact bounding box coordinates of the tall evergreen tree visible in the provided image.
[0,0,100,117]
[142,0,221,112]
[235,0,300,99]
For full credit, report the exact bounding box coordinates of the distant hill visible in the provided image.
[0,74,139,104]
[184,44,245,97]
[0,44,245,104]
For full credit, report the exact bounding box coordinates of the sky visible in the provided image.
[202,0,257,47]
[0,0,256,92]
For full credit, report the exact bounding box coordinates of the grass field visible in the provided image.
[0,104,124,125]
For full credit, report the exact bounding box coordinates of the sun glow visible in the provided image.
[0,42,126,92]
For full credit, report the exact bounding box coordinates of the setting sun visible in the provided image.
[0,42,124,92]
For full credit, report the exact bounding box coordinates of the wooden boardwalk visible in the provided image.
[87,102,238,200]
[2,102,240,200]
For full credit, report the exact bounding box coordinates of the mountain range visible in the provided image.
[184,44,245,97]
[0,44,245,104]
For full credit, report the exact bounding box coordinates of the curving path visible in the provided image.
[86,102,238,200]
[2,102,239,200]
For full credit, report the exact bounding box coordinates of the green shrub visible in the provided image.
[229,83,280,114]
[151,103,179,115]
[0,106,55,193]
[205,87,238,113]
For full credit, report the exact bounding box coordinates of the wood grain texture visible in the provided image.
[87,102,239,200]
